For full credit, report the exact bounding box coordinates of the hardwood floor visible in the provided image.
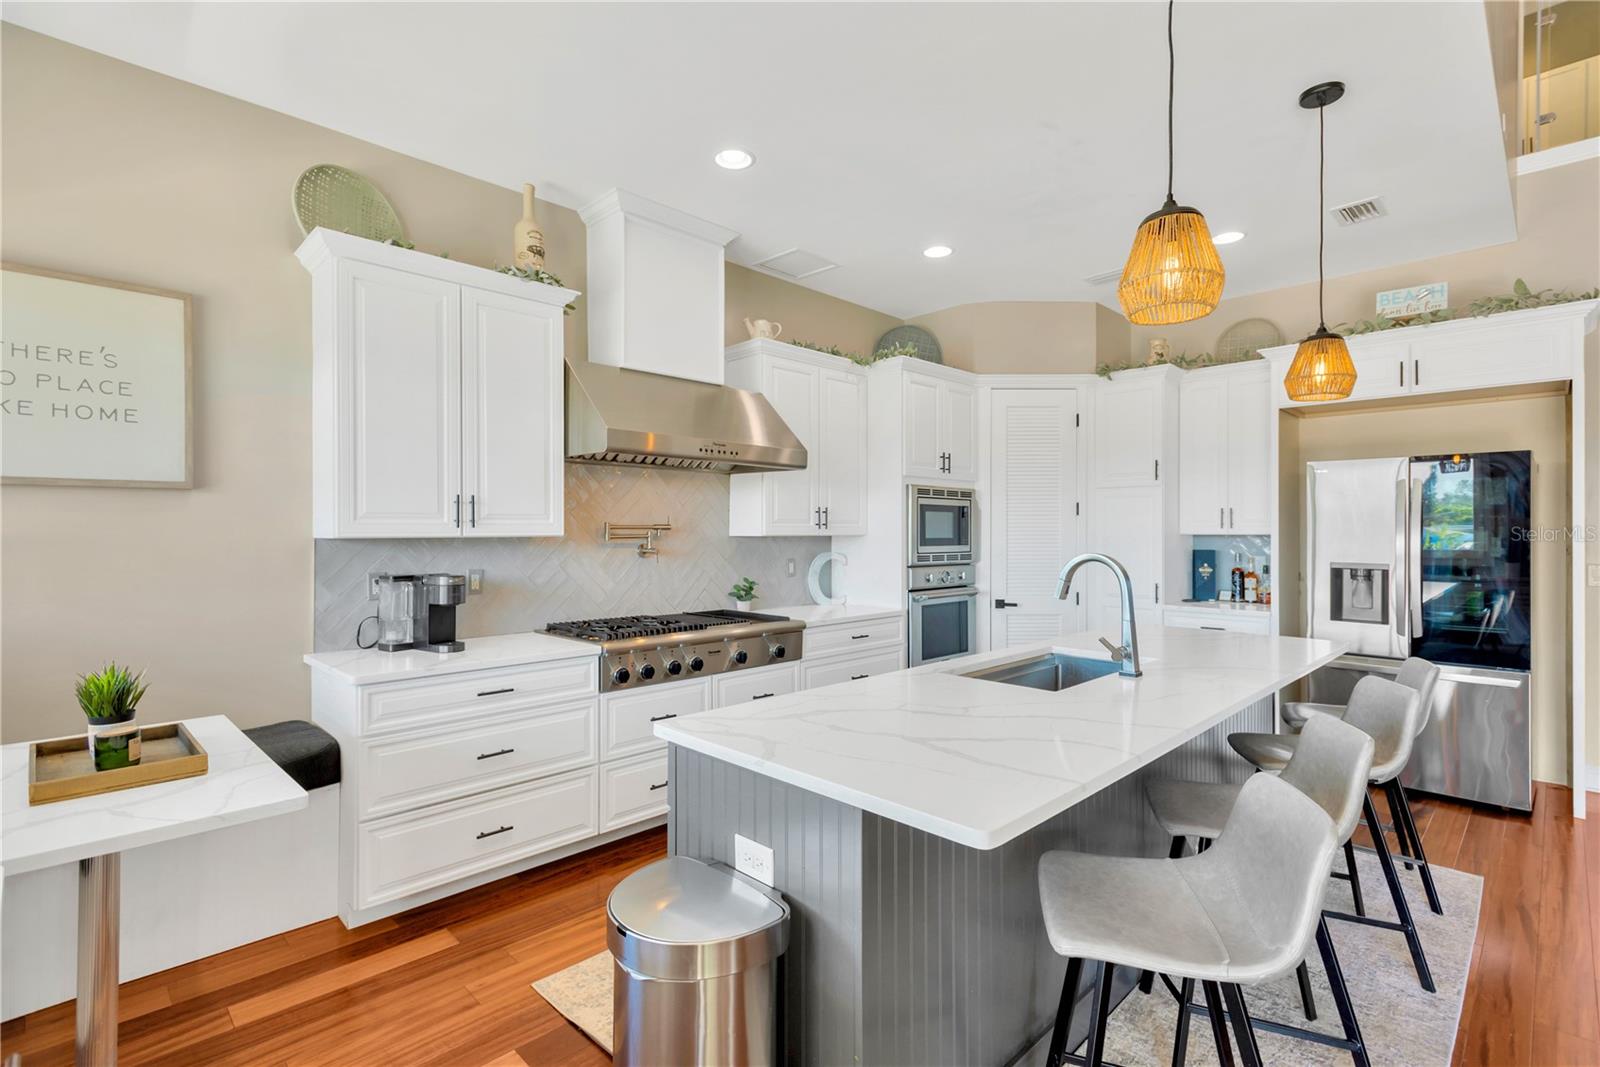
[4,785,1596,1066]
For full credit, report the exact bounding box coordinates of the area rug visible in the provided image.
[534,851,1481,1065]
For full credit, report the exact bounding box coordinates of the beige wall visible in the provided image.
[1281,391,1577,785]
[723,263,900,357]
[0,26,897,743]
[903,301,1104,374]
[1126,156,1600,361]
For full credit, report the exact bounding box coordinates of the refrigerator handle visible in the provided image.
[1408,474,1425,643]
[1392,468,1408,652]
[1305,466,1317,636]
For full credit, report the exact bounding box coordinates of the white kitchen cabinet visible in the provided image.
[802,648,904,689]
[712,663,800,706]
[1092,373,1168,486]
[298,228,576,539]
[1163,605,1271,635]
[903,369,977,480]
[1177,362,1272,535]
[726,340,868,536]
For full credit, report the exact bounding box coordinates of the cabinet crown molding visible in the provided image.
[576,188,738,247]
[295,228,580,306]
[1259,298,1600,364]
[726,338,867,374]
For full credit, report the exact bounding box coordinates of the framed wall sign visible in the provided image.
[1,263,193,488]
[1376,282,1448,319]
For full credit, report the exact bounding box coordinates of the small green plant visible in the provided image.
[1096,350,1262,378]
[75,663,148,723]
[872,340,922,361]
[496,265,577,315]
[729,577,758,602]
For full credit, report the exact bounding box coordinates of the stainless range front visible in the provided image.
[545,611,804,692]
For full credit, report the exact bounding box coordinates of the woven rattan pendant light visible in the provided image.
[1284,81,1357,402]
[1117,0,1225,325]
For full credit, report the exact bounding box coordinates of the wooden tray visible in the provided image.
[28,722,208,805]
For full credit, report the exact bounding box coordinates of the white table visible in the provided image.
[1,716,307,1065]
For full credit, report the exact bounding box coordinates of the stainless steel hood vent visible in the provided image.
[565,357,806,474]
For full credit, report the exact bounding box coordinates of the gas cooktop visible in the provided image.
[545,610,805,691]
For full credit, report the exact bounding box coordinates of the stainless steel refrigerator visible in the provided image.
[1304,452,1533,810]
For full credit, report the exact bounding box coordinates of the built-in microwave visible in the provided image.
[908,485,974,564]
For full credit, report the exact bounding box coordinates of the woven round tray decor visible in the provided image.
[1214,317,1284,363]
[292,164,405,243]
[875,324,943,364]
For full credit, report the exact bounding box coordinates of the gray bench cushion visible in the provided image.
[244,720,340,791]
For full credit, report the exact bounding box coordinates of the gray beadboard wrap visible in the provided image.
[668,695,1275,1067]
[313,464,828,650]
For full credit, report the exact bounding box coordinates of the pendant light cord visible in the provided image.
[1166,0,1175,200]
[1317,102,1327,330]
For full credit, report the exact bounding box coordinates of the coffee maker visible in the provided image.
[373,573,467,653]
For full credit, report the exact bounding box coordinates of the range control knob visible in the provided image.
[612,666,631,686]
[638,662,656,680]
[769,642,787,659]
[688,656,706,672]
[732,647,749,665]
[665,659,683,676]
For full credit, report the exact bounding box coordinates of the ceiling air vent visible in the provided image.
[753,248,838,280]
[1331,196,1387,226]
[1083,268,1123,286]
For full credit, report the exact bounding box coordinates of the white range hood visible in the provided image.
[578,189,738,385]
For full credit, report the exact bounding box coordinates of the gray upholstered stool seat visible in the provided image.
[1143,778,1240,842]
[1280,657,1441,733]
[1279,700,1348,729]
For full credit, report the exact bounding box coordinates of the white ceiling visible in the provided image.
[5,2,1516,319]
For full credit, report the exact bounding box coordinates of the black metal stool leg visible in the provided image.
[1383,781,1417,869]
[1221,983,1264,1067]
[1344,839,1365,917]
[1171,976,1195,1067]
[1390,779,1443,915]
[1086,961,1115,1067]
[1363,791,1435,992]
[1046,957,1083,1067]
[1200,980,1236,1067]
[1316,918,1372,1067]
[1295,960,1318,1021]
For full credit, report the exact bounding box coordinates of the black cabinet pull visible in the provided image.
[470,494,477,527]
[454,494,462,528]
[476,747,514,760]
[476,687,515,697]
[1201,625,1225,631]
[649,781,669,791]
[851,633,871,640]
[821,506,829,528]
[752,692,775,700]
[476,825,513,840]
[994,599,1018,609]
[1414,358,1420,385]
[649,713,677,722]
[851,673,868,680]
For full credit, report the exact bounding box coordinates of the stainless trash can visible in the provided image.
[607,856,790,1066]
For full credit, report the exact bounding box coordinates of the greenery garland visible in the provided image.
[790,338,921,367]
[1096,350,1260,379]
[496,265,578,315]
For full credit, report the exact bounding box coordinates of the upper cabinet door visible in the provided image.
[1177,376,1228,534]
[817,367,868,535]
[1224,370,1273,534]
[762,358,822,535]
[461,287,565,538]
[335,260,461,537]
[941,380,978,481]
[1091,376,1163,486]
[902,373,944,479]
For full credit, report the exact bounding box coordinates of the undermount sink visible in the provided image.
[959,651,1122,692]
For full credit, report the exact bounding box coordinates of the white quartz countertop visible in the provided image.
[656,628,1345,850]
[304,630,599,685]
[1,716,307,875]
[762,603,903,625]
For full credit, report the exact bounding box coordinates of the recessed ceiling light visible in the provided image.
[923,245,953,259]
[1212,231,1246,245]
[714,148,754,170]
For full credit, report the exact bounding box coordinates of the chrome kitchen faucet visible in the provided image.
[1056,552,1142,678]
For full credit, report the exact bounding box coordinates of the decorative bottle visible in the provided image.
[513,183,545,270]
[1230,554,1245,602]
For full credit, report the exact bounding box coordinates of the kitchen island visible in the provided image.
[656,627,1345,1067]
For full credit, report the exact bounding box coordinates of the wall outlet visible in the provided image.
[1589,563,1600,588]
[734,833,774,887]
[367,571,387,600]
[785,558,796,577]
[468,568,484,595]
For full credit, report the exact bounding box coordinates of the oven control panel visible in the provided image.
[908,565,973,589]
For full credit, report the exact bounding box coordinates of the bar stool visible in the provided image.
[1143,714,1377,1021]
[1279,658,1444,917]
[1037,771,1374,1067]
[1231,675,1438,992]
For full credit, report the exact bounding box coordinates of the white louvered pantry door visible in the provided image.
[988,389,1083,648]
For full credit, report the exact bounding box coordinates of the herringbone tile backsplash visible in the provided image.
[314,464,830,651]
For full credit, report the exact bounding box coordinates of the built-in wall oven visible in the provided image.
[909,484,973,564]
[908,564,978,666]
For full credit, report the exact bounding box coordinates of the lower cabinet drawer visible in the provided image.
[1163,609,1270,634]
[603,679,712,760]
[358,698,598,820]
[801,648,904,689]
[804,615,904,657]
[601,752,671,831]
[356,769,598,909]
[712,664,799,707]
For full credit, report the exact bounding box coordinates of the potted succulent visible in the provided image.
[76,663,148,771]
[729,577,759,612]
